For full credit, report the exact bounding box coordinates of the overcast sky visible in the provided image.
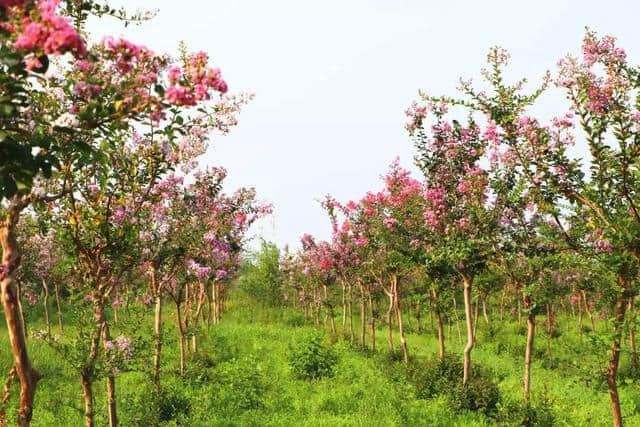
[89,0,640,250]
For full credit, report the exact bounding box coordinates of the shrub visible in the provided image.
[183,352,216,385]
[447,370,500,415]
[497,395,556,426]
[288,333,338,380]
[405,353,462,400]
[121,382,191,426]
[215,355,267,413]
[393,353,500,416]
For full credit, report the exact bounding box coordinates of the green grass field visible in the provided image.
[1,295,639,426]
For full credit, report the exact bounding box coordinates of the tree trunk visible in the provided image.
[385,289,394,352]
[462,275,474,385]
[341,283,347,334]
[54,283,63,331]
[582,290,596,332]
[153,293,163,388]
[607,293,627,427]
[546,303,554,358]
[16,281,27,344]
[322,284,336,334]
[80,303,105,427]
[629,298,638,372]
[41,279,51,338]
[348,284,354,341]
[452,295,462,344]
[392,275,408,363]
[431,289,445,361]
[578,293,584,335]
[175,302,186,376]
[368,293,376,352]
[101,321,117,427]
[358,283,366,348]
[81,373,94,427]
[473,295,479,340]
[482,296,489,325]
[523,298,535,407]
[0,211,41,426]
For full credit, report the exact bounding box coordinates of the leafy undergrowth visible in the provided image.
[1,298,639,426]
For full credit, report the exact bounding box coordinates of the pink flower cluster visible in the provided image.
[165,51,228,106]
[0,0,29,7]
[13,0,86,60]
[187,259,212,280]
[405,101,429,133]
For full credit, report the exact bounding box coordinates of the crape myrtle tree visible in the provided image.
[0,2,268,427]
[161,169,270,377]
[322,196,360,341]
[300,234,339,333]
[45,35,239,425]
[0,2,89,423]
[16,217,63,339]
[0,1,240,424]
[423,31,640,425]
[407,101,498,384]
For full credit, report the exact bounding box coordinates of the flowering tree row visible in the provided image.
[0,1,270,426]
[281,31,640,426]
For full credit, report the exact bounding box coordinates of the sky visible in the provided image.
[88,0,640,250]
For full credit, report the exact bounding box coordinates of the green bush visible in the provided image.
[121,382,191,426]
[215,355,267,412]
[448,369,500,415]
[288,333,338,380]
[183,352,216,385]
[392,353,500,416]
[497,396,556,426]
[405,354,462,400]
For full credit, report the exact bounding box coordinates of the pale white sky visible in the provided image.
[89,0,640,249]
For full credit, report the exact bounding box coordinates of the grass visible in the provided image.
[0,296,638,426]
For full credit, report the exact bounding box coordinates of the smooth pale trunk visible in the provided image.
[175,302,186,376]
[431,289,445,361]
[323,284,336,334]
[348,284,354,341]
[102,318,117,427]
[546,303,554,358]
[482,296,489,325]
[368,293,376,352]
[472,296,479,340]
[54,283,63,331]
[153,294,163,388]
[82,304,106,427]
[578,294,584,335]
[607,293,627,427]
[386,289,394,352]
[0,212,41,426]
[582,290,596,332]
[523,307,535,407]
[359,290,366,348]
[392,275,408,363]
[341,283,347,333]
[462,275,474,385]
[81,373,94,427]
[452,295,462,344]
[41,279,51,338]
[629,298,638,372]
